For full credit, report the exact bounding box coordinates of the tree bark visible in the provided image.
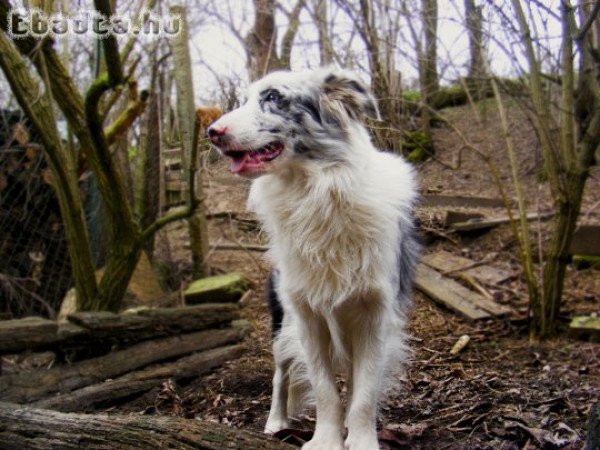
[0,402,295,450]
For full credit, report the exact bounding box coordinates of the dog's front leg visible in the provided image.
[264,353,290,434]
[297,309,344,450]
[344,310,386,450]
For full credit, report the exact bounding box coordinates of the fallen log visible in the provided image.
[0,317,58,354]
[67,303,240,342]
[0,327,247,403]
[0,402,294,450]
[0,304,240,355]
[35,344,245,412]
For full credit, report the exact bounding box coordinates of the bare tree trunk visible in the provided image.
[245,0,304,80]
[422,0,439,95]
[510,0,600,338]
[170,5,210,279]
[464,0,487,98]
[245,0,279,80]
[314,0,334,65]
[0,0,203,312]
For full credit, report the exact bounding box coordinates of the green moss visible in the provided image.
[403,130,434,163]
[184,272,250,304]
[402,90,421,103]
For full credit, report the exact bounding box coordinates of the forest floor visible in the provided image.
[118,100,599,449]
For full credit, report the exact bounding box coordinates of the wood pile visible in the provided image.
[0,303,248,412]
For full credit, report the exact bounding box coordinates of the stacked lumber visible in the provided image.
[0,303,249,412]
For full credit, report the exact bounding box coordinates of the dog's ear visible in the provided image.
[319,71,380,126]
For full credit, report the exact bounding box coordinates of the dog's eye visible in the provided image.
[263,90,282,104]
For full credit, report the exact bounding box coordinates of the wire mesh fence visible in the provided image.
[0,110,72,318]
[0,107,197,319]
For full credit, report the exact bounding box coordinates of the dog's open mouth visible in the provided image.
[224,142,284,174]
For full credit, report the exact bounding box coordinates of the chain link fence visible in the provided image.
[0,110,73,318]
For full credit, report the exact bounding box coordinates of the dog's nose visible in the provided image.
[207,126,227,144]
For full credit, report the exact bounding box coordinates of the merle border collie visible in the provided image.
[208,67,419,450]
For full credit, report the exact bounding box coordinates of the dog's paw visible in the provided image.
[344,431,380,450]
[264,416,289,435]
[302,437,344,450]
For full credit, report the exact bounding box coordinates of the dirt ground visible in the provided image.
[117,101,599,449]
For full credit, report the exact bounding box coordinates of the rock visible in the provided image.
[184,273,250,304]
[569,316,600,342]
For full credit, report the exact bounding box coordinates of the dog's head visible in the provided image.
[207,68,379,178]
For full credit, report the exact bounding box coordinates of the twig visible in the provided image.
[212,243,268,252]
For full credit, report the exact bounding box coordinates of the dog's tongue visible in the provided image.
[230,153,265,174]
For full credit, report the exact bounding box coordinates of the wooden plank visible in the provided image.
[570,225,600,256]
[421,194,507,208]
[464,265,513,285]
[421,251,473,273]
[449,211,554,232]
[445,210,485,227]
[414,264,510,320]
[165,180,188,191]
[422,250,512,285]
[162,147,182,159]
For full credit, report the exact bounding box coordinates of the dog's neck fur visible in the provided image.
[248,126,401,313]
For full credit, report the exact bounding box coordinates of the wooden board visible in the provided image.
[422,250,513,286]
[421,194,506,208]
[465,265,513,285]
[449,211,554,232]
[414,264,511,320]
[421,251,473,273]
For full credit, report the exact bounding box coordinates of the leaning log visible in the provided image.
[0,402,295,450]
[0,327,246,403]
[35,345,245,412]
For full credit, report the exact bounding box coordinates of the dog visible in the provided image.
[208,68,419,450]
